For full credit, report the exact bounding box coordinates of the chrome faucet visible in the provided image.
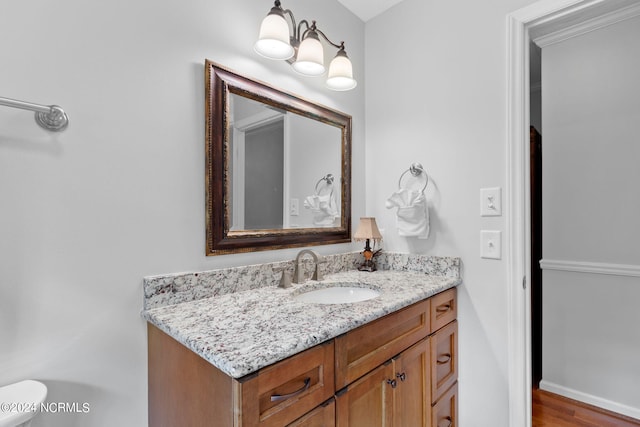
[293,249,324,284]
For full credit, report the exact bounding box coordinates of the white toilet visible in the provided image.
[0,380,47,427]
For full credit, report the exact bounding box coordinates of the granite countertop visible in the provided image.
[143,269,461,379]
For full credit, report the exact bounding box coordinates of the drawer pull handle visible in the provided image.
[438,416,452,427]
[396,372,406,382]
[270,377,311,402]
[437,353,452,364]
[387,379,397,389]
[436,304,451,313]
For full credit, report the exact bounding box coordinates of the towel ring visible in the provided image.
[398,162,428,193]
[315,174,335,195]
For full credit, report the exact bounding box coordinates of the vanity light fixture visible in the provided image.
[354,217,383,272]
[254,0,357,91]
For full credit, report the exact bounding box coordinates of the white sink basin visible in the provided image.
[293,285,380,304]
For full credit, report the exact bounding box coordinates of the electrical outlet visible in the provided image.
[480,187,502,216]
[290,198,299,216]
[481,230,502,259]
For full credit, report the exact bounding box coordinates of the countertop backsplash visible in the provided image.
[143,251,460,310]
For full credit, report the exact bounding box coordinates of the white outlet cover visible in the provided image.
[480,187,502,216]
[481,230,502,259]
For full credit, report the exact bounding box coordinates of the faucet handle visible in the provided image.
[278,269,293,288]
[312,256,327,281]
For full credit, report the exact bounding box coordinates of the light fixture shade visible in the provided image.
[326,50,357,91]
[292,31,325,76]
[254,13,294,60]
[354,217,382,241]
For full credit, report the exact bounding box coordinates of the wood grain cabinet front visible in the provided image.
[287,398,335,427]
[334,299,431,390]
[241,340,335,426]
[335,338,433,427]
[148,325,333,427]
[335,362,394,427]
[432,383,458,427]
[334,288,458,427]
[431,320,458,405]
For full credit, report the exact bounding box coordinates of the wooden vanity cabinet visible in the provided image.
[148,325,334,427]
[334,287,457,427]
[148,287,457,427]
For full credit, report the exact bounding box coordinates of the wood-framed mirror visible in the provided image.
[205,60,352,255]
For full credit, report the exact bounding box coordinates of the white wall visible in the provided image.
[541,15,640,416]
[288,116,342,228]
[0,1,364,425]
[365,0,538,425]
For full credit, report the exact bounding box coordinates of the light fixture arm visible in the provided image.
[276,1,345,52]
[311,25,344,50]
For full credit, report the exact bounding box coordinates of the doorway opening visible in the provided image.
[507,1,640,425]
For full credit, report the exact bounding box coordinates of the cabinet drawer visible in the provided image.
[240,341,335,427]
[432,382,457,427]
[431,288,456,332]
[287,398,335,427]
[335,299,430,389]
[431,320,457,404]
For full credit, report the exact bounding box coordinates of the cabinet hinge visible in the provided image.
[522,276,527,289]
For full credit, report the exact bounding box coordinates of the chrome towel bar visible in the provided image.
[0,96,69,132]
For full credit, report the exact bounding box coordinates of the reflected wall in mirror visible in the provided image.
[205,60,352,255]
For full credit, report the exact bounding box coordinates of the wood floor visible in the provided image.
[532,388,640,427]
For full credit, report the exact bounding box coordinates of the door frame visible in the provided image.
[506,1,623,425]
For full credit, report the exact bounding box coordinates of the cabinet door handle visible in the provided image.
[396,372,406,382]
[437,353,452,364]
[436,304,451,313]
[437,416,452,427]
[386,379,397,389]
[270,377,311,402]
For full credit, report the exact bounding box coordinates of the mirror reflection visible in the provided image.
[229,94,342,230]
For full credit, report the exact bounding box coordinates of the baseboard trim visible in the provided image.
[539,380,640,420]
[539,259,640,278]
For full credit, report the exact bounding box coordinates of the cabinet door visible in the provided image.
[393,338,431,427]
[287,398,335,427]
[431,320,457,404]
[336,363,394,427]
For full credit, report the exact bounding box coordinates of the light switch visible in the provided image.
[290,198,299,216]
[480,187,502,216]
[481,230,502,259]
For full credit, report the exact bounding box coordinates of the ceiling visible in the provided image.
[337,0,406,22]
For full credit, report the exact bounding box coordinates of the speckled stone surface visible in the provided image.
[143,258,461,379]
[143,252,460,310]
[142,252,363,310]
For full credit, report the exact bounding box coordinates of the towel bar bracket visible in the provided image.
[34,105,69,132]
[0,97,69,132]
